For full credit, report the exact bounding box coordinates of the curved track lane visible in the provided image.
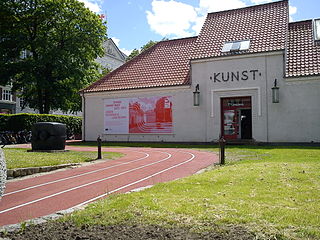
[0,147,218,226]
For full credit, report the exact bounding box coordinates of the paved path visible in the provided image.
[0,146,218,226]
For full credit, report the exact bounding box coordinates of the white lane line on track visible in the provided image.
[75,151,195,207]
[4,151,150,196]
[0,151,173,214]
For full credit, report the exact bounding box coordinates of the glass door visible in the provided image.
[221,97,252,140]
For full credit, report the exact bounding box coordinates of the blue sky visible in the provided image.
[78,0,320,55]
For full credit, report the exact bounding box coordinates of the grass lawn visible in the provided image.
[63,145,320,240]
[3,148,124,169]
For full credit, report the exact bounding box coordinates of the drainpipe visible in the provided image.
[81,91,86,141]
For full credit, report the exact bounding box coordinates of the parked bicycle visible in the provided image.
[0,130,32,147]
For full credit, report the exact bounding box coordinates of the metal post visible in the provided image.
[97,136,102,159]
[219,136,226,165]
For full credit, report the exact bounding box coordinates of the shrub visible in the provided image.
[0,113,82,137]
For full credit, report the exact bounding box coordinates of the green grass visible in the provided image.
[3,148,124,169]
[63,145,320,240]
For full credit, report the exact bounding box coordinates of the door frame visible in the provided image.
[220,96,252,140]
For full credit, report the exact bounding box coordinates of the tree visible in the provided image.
[126,40,158,62]
[100,67,112,77]
[0,0,107,113]
[126,49,140,62]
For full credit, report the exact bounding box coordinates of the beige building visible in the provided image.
[82,0,320,143]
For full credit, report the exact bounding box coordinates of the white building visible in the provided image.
[96,38,127,71]
[82,0,320,143]
[0,86,16,114]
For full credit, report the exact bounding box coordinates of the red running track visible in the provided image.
[0,146,218,226]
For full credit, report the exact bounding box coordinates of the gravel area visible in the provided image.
[0,148,6,199]
[0,221,257,240]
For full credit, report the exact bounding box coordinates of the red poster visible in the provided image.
[129,96,173,133]
[104,96,173,134]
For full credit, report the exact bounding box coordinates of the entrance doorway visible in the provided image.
[221,97,252,140]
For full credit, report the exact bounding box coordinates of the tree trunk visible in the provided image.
[37,88,44,114]
[43,89,50,114]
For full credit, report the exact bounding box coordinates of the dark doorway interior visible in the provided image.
[221,96,252,140]
[240,109,252,139]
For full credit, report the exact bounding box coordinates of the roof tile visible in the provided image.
[84,0,319,93]
[286,20,320,77]
[83,37,196,93]
[191,0,288,59]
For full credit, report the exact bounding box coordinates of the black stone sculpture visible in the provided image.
[31,122,66,151]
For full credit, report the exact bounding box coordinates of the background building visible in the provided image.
[96,38,127,72]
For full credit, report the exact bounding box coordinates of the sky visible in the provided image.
[78,0,320,56]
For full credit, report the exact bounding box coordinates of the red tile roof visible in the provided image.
[286,20,320,78]
[83,37,197,93]
[84,0,319,93]
[191,0,288,60]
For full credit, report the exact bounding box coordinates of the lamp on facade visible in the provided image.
[193,84,200,106]
[272,79,279,103]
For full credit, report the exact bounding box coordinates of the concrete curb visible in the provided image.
[7,163,81,179]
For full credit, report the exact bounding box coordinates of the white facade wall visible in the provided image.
[268,77,320,142]
[83,86,207,142]
[192,52,282,142]
[84,51,320,143]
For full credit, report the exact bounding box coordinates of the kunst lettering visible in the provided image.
[210,70,261,83]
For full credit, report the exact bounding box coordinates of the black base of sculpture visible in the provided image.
[31,122,67,151]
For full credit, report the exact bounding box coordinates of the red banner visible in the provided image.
[104,96,173,134]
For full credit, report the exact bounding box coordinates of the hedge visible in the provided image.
[0,113,82,137]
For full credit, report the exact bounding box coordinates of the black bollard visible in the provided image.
[97,136,102,159]
[219,136,226,165]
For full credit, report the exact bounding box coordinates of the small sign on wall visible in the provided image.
[104,96,173,134]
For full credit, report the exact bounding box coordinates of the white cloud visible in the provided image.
[78,0,102,13]
[146,0,198,38]
[110,37,132,56]
[192,16,206,34]
[289,5,297,22]
[289,5,297,15]
[111,37,120,46]
[120,48,132,56]
[146,0,247,38]
[146,0,296,38]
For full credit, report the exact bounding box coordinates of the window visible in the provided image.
[19,97,25,107]
[222,40,250,53]
[21,50,27,59]
[2,89,12,101]
[314,19,320,41]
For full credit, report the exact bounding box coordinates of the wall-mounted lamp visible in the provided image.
[272,79,279,103]
[193,84,200,106]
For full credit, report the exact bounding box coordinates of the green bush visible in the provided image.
[0,113,82,136]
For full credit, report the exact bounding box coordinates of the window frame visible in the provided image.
[222,40,250,53]
[2,89,12,101]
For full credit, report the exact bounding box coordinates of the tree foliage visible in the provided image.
[0,0,107,113]
[126,40,158,62]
